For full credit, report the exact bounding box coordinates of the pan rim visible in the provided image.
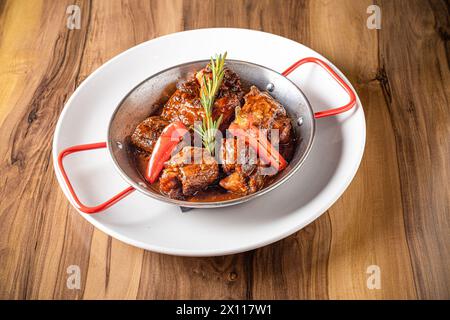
[107,58,316,208]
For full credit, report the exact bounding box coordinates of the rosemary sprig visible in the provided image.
[194,52,227,155]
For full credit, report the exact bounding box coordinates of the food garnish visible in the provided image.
[194,52,227,155]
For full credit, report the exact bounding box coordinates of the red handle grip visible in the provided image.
[57,142,135,214]
[282,57,356,118]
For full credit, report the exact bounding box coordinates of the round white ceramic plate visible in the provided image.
[53,28,365,256]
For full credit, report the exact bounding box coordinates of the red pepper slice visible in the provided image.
[145,121,189,183]
[228,123,287,172]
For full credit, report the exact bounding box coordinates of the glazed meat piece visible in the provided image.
[131,116,169,154]
[160,78,202,128]
[219,138,268,195]
[161,66,243,131]
[196,64,244,101]
[159,146,219,199]
[220,171,265,195]
[234,86,292,144]
[219,87,295,195]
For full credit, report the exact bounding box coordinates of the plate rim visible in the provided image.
[52,27,366,256]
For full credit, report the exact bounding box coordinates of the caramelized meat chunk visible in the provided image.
[234,86,293,144]
[161,67,243,130]
[219,170,265,195]
[219,86,295,195]
[219,138,268,195]
[160,78,202,128]
[131,116,169,154]
[196,65,244,100]
[159,146,219,199]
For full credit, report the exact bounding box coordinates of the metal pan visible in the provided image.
[57,57,356,213]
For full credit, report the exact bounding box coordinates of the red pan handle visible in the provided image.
[57,142,135,214]
[282,57,356,118]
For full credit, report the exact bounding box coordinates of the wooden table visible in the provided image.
[0,0,449,300]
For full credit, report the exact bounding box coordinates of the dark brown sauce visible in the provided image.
[185,185,243,202]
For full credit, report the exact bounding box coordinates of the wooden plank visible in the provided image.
[252,216,331,299]
[83,232,144,299]
[137,253,250,299]
[0,0,94,299]
[308,0,418,299]
[378,0,450,299]
[326,82,418,299]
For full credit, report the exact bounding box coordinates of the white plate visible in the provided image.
[53,28,365,256]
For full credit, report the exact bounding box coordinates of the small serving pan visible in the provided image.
[57,57,356,213]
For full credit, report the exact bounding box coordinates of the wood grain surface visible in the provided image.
[0,0,449,300]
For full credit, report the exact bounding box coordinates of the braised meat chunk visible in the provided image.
[219,170,266,195]
[219,87,295,195]
[159,146,219,199]
[160,78,202,128]
[219,138,267,195]
[234,86,293,144]
[131,116,169,154]
[196,65,244,101]
[161,66,243,131]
